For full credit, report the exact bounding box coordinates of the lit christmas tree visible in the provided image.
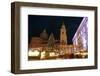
[48,33,55,50]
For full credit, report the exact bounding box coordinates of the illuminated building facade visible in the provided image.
[60,22,67,44]
[72,17,88,51]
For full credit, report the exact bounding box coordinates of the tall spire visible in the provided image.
[61,21,66,29]
[60,21,67,44]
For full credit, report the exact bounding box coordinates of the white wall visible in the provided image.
[0,0,100,76]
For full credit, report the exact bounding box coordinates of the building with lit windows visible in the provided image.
[72,17,88,51]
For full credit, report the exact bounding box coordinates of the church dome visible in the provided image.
[40,29,48,40]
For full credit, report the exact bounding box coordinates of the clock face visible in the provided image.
[62,32,64,34]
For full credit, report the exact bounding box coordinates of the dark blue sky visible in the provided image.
[28,15,83,44]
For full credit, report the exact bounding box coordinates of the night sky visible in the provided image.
[28,15,83,44]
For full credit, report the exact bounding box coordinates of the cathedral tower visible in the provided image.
[60,22,67,44]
